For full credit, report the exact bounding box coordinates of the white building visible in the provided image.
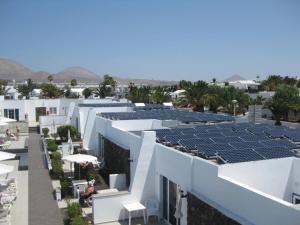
[70,105,300,225]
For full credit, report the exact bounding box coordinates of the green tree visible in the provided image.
[128,83,151,103]
[17,78,36,99]
[57,125,78,141]
[203,85,223,113]
[261,75,283,91]
[297,79,300,88]
[70,79,77,87]
[95,75,117,98]
[185,80,208,112]
[152,86,171,104]
[212,78,216,84]
[0,80,8,95]
[178,80,192,90]
[40,83,62,98]
[265,84,300,125]
[82,88,92,99]
[48,75,54,83]
[221,86,250,115]
[283,76,297,86]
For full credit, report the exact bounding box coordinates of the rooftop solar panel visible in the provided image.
[254,147,298,159]
[229,141,264,149]
[217,149,264,163]
[260,139,299,150]
[211,136,242,144]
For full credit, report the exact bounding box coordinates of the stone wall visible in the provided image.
[187,193,240,225]
[101,138,130,187]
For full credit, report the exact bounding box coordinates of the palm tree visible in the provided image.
[48,75,54,83]
[265,84,300,125]
[70,79,77,87]
[152,86,171,104]
[0,80,8,95]
[185,80,208,111]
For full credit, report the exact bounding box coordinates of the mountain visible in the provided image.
[0,57,176,85]
[224,74,246,82]
[0,58,34,81]
[55,67,100,82]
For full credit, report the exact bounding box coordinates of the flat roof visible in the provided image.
[152,123,300,164]
[100,110,233,123]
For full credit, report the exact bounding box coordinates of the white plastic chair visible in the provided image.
[145,199,159,223]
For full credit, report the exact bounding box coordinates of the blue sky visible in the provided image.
[0,0,299,81]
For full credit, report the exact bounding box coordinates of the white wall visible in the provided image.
[219,158,294,201]
[92,120,300,225]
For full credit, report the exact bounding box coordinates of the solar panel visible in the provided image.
[211,136,242,144]
[254,147,298,159]
[260,139,299,150]
[239,135,268,142]
[217,149,264,163]
[229,141,265,149]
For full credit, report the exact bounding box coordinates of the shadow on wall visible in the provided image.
[187,192,240,225]
[100,138,131,188]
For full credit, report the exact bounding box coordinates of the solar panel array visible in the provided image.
[78,103,133,107]
[133,104,172,111]
[153,123,300,164]
[101,110,233,123]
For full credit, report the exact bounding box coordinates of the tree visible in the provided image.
[212,78,216,84]
[70,79,77,87]
[48,75,53,83]
[297,79,300,88]
[152,86,171,104]
[283,76,297,86]
[95,75,117,98]
[40,83,62,98]
[17,78,36,99]
[57,125,78,141]
[265,84,300,125]
[203,85,223,113]
[82,88,92,99]
[178,80,192,90]
[0,80,8,95]
[185,80,208,112]
[128,83,151,103]
[221,86,250,115]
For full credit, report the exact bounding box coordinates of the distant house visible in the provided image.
[170,89,186,99]
[229,80,260,90]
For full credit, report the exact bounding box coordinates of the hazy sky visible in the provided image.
[0,0,299,81]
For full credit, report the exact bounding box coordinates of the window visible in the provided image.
[3,109,19,121]
[293,193,300,204]
[49,107,57,115]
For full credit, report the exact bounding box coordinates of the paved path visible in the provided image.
[28,132,64,225]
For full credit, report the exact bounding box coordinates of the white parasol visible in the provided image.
[62,154,98,179]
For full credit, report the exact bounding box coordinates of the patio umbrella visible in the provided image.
[174,186,183,225]
[0,152,16,161]
[62,154,98,179]
[0,164,14,175]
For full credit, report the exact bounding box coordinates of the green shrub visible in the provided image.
[86,170,97,182]
[50,159,63,179]
[51,151,62,160]
[70,216,89,225]
[46,139,56,145]
[57,125,78,142]
[67,203,82,219]
[42,127,49,137]
[60,177,72,198]
[47,142,58,152]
